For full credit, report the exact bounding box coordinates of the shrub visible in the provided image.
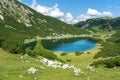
[2,39,25,54]
[66,59,71,62]
[75,51,84,56]
[25,49,37,58]
[92,57,120,68]
[1,36,25,54]
[42,50,57,60]
[26,41,58,60]
[87,52,91,54]
[57,58,66,63]
[94,31,120,59]
[61,53,67,56]
[0,37,5,47]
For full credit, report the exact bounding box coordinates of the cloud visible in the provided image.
[73,8,112,23]
[74,8,113,23]
[87,8,112,16]
[102,11,112,16]
[48,4,64,17]
[31,0,37,8]
[65,13,74,23]
[31,0,64,17]
[87,8,101,16]
[30,0,113,24]
[76,14,94,22]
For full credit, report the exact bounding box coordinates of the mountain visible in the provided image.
[0,0,89,38]
[0,0,90,59]
[75,16,120,60]
[74,17,120,31]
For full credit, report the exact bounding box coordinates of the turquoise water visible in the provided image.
[51,39,96,53]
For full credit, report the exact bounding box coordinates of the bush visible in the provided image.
[61,53,67,56]
[94,42,120,59]
[66,59,71,62]
[0,37,5,47]
[92,57,120,68]
[42,50,57,60]
[0,30,27,54]
[75,51,84,56]
[57,58,66,63]
[26,41,58,60]
[87,52,91,54]
[2,38,25,54]
[94,31,120,59]
[25,49,37,58]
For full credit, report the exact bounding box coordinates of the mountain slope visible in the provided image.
[0,0,89,38]
[74,17,120,31]
[74,17,120,58]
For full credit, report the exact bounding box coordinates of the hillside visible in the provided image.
[0,0,89,59]
[0,0,89,38]
[0,0,120,80]
[74,17,120,31]
[74,17,120,69]
[1,47,120,80]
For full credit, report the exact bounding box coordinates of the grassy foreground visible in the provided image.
[0,31,119,80]
[0,43,120,80]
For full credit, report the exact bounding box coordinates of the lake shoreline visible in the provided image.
[55,43,101,55]
[24,34,93,43]
[42,38,97,53]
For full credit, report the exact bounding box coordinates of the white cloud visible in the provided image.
[30,0,113,24]
[102,11,113,16]
[72,19,79,24]
[65,13,74,22]
[31,0,38,9]
[36,5,50,14]
[31,0,64,17]
[48,4,64,17]
[73,8,113,23]
[76,14,94,21]
[87,8,101,16]
[87,8,112,17]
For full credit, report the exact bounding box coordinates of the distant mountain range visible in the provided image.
[74,17,120,31]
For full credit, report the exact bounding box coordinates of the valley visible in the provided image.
[1,29,120,80]
[0,0,120,80]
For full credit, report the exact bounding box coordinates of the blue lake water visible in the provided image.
[42,39,96,53]
[52,40,96,53]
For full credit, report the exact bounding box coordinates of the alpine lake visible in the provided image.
[41,37,97,53]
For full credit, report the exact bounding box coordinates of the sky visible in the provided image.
[18,0,120,24]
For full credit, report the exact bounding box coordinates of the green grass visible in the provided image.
[0,30,119,80]
[0,31,119,80]
[0,44,120,80]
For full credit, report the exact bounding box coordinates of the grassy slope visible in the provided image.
[0,44,120,80]
[0,31,120,80]
[56,44,120,80]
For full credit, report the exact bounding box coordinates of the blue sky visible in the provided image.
[19,0,120,23]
